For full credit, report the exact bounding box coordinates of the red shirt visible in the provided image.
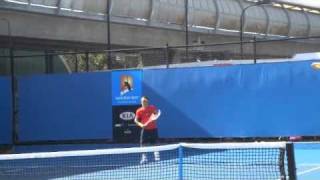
[136,105,157,130]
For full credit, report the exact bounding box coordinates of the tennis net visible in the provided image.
[0,142,296,180]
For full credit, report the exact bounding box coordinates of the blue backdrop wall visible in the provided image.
[18,72,112,142]
[143,61,320,138]
[0,77,12,144]
[15,61,320,141]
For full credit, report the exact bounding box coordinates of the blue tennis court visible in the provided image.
[296,142,320,180]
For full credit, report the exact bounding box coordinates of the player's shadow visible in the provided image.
[142,84,211,138]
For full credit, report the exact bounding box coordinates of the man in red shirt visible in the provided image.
[135,96,160,164]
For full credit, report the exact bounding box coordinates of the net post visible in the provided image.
[178,145,183,180]
[286,143,297,180]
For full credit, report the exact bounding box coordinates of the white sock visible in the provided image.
[141,153,148,163]
[154,151,160,161]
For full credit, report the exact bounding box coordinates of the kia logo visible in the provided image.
[119,112,135,121]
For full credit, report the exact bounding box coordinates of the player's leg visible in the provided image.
[140,129,149,164]
[148,129,160,161]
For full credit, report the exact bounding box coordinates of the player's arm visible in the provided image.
[154,108,159,115]
[144,108,161,126]
[152,107,160,121]
[134,114,144,128]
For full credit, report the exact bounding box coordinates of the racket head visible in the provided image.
[150,109,161,121]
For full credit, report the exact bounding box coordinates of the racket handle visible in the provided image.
[140,129,144,147]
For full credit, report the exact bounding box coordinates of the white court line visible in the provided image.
[299,163,320,167]
[298,166,320,176]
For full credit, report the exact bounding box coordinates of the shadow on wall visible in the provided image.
[143,83,211,138]
[142,61,320,138]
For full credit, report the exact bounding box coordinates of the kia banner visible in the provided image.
[112,105,140,142]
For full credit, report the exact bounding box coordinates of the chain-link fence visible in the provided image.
[1,36,320,75]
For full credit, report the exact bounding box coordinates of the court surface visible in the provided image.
[296,142,320,180]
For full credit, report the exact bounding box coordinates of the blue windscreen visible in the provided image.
[0,77,12,144]
[143,61,320,138]
[18,72,112,141]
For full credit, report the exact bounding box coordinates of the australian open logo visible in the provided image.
[112,71,141,105]
[120,75,133,96]
[119,112,135,121]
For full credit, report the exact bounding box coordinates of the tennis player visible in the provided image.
[134,96,160,164]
